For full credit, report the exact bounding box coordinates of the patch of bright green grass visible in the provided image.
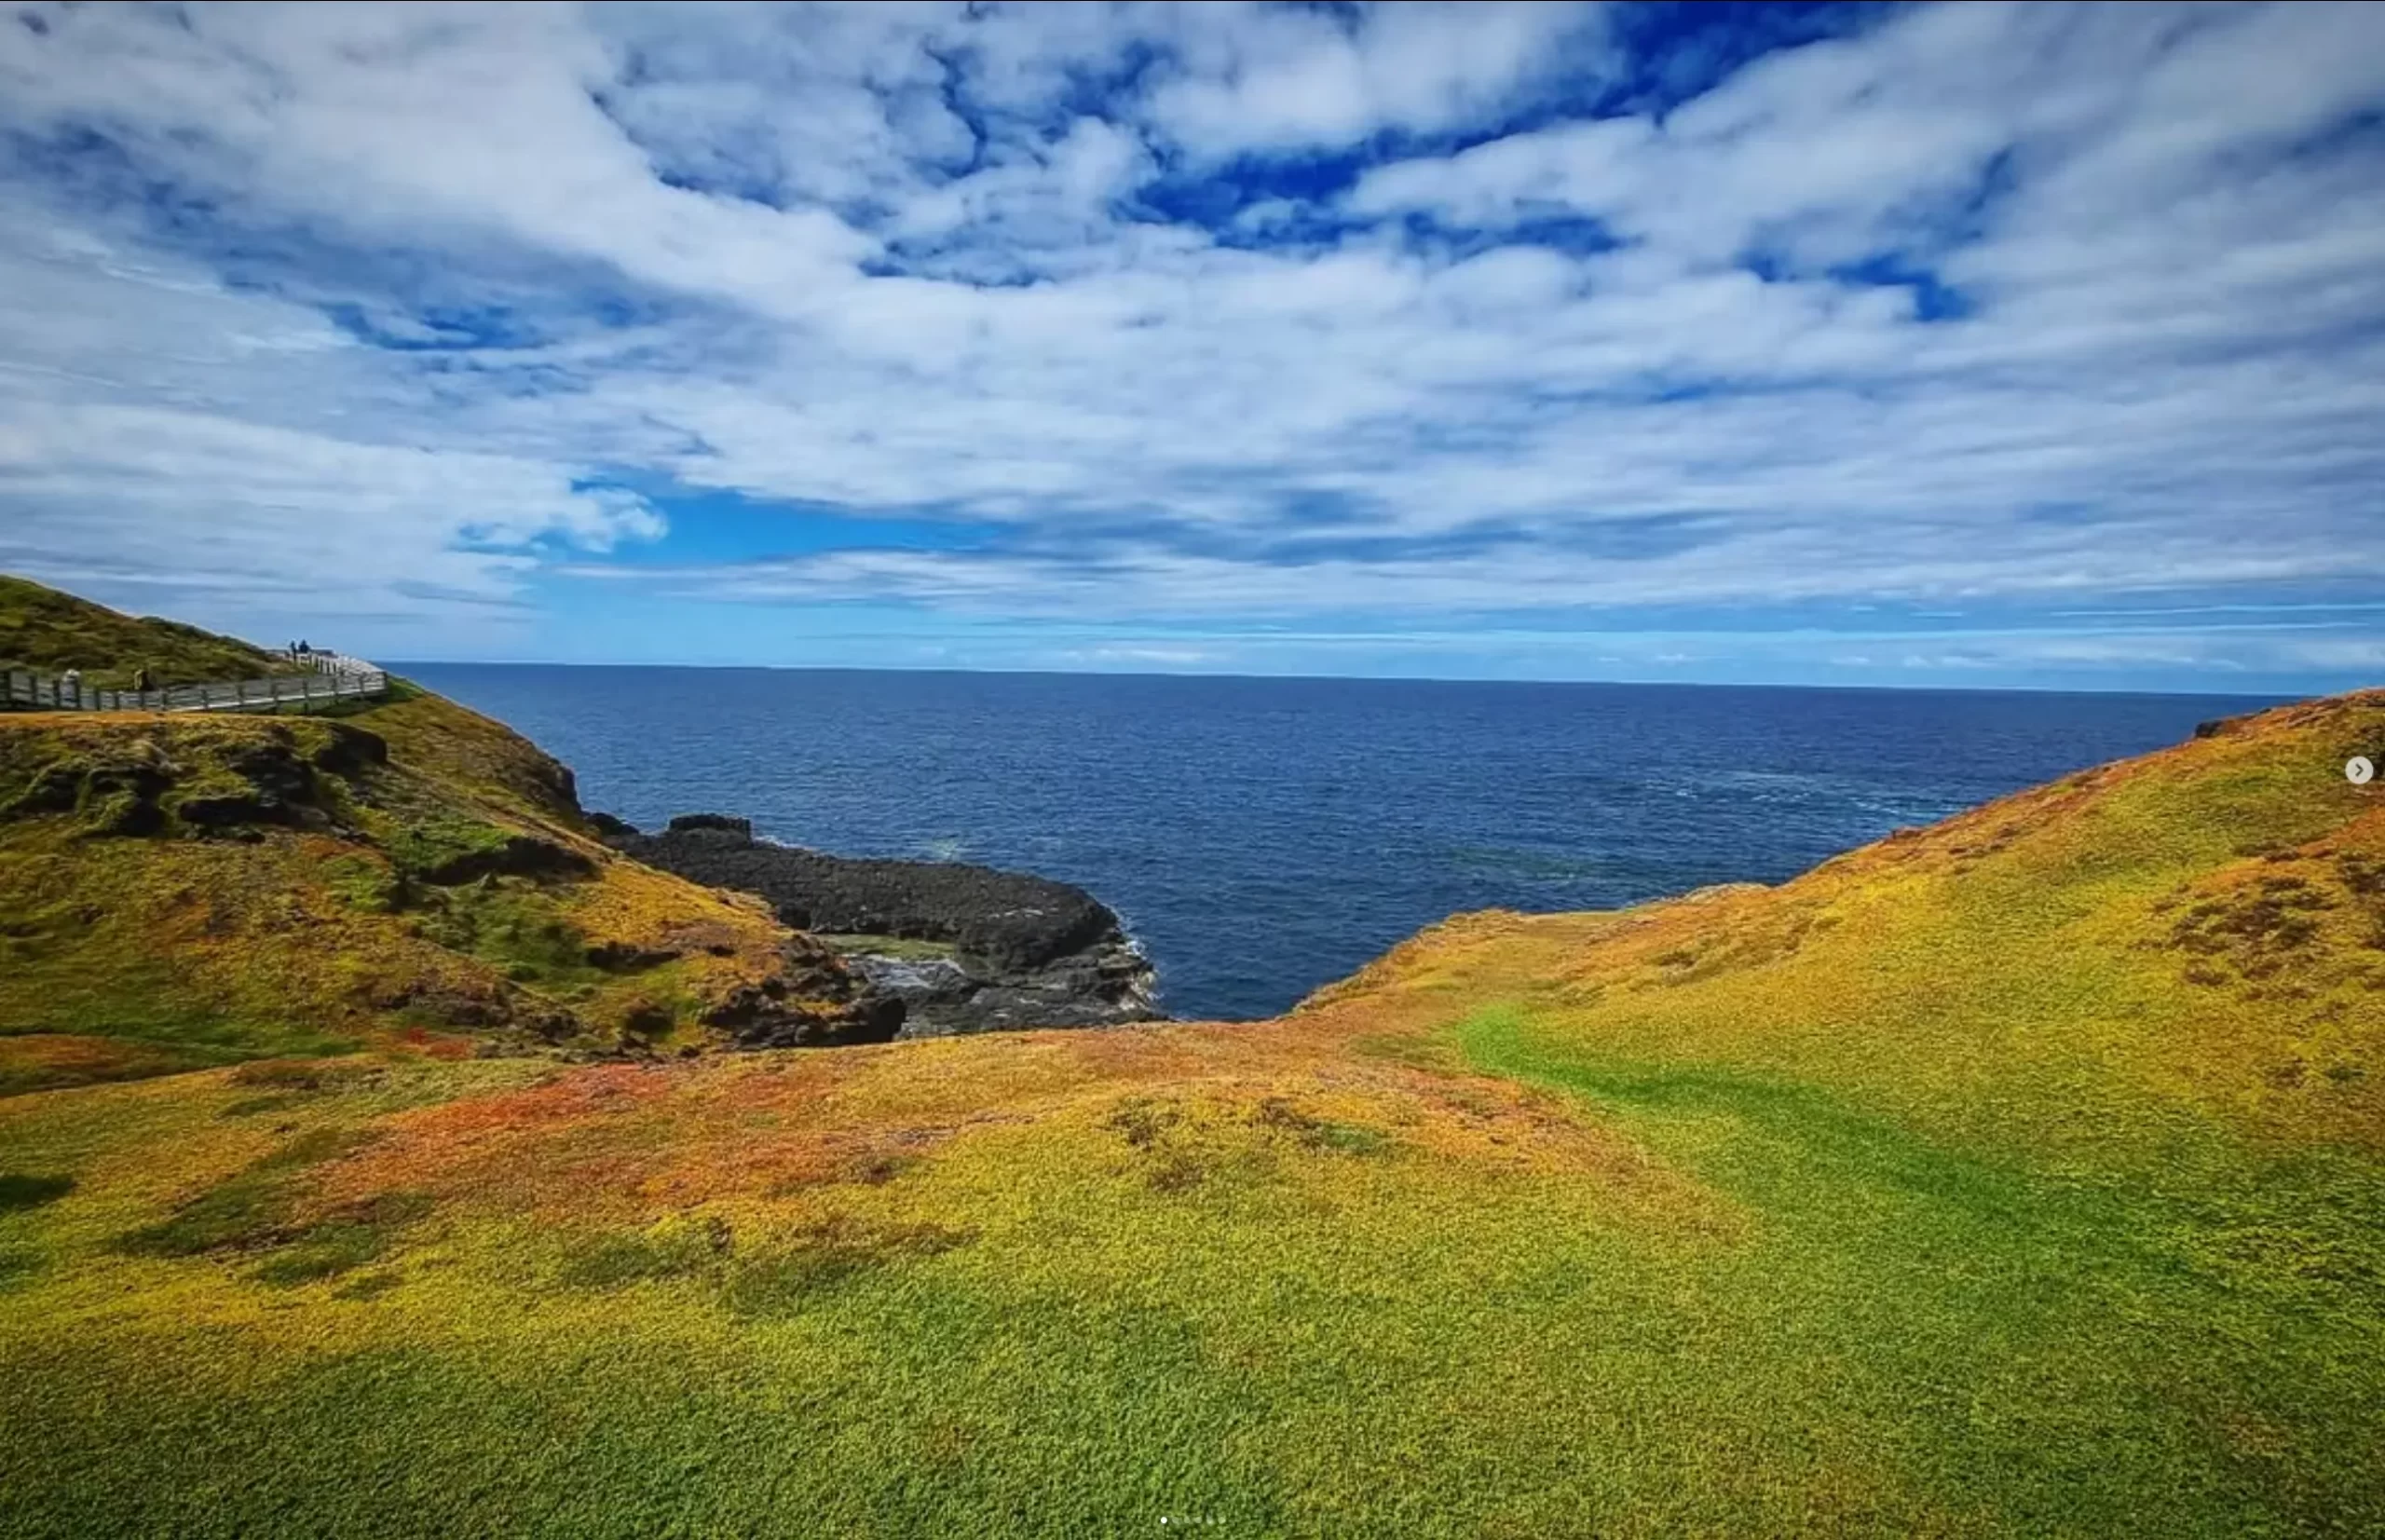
[1453,1004,2385,1538]
[405,881,602,993]
[320,853,401,914]
[386,817,517,883]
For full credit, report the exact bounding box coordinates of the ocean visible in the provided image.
[399,666,2284,1021]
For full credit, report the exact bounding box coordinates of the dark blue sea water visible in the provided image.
[399,667,2283,1021]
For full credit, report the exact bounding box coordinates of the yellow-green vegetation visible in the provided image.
[2,597,2380,1532]
[0,577,890,1094]
[0,574,302,688]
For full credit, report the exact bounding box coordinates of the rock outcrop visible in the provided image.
[605,815,1163,1037]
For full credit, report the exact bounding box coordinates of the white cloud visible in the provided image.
[0,0,2378,680]
[1146,1,1611,158]
[0,202,662,637]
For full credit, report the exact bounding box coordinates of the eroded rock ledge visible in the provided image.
[599,814,1163,1037]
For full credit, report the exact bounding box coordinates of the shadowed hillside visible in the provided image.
[0,585,2378,1533]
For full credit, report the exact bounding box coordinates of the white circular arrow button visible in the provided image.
[2350,756,2376,785]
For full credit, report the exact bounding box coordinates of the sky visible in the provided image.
[1,0,2382,693]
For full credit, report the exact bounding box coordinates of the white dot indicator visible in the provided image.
[2351,756,2376,785]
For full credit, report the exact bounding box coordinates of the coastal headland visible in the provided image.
[3,574,2380,1536]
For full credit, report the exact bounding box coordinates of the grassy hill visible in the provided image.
[0,575,2378,1534]
[0,577,892,1096]
[0,574,302,688]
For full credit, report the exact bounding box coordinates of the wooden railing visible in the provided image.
[3,654,388,715]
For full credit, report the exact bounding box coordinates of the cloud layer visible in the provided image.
[1,1,2379,684]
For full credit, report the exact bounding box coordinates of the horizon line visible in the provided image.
[381,656,2315,702]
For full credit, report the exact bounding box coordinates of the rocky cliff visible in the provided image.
[604,814,1163,1035]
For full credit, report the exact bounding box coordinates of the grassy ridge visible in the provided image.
[1,621,2379,1532]
[0,576,891,1089]
[0,574,300,689]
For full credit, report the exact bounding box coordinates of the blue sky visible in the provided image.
[1,1,2381,692]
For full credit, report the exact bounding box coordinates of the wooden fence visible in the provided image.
[4,655,388,715]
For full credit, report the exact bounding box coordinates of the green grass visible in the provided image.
[405,880,604,992]
[252,1192,436,1288]
[385,816,514,878]
[1,1015,2380,1536]
[0,573,301,690]
[2,579,900,1075]
[0,616,2377,1535]
[1453,1004,2385,1537]
[0,1090,1778,1536]
[116,1126,377,1258]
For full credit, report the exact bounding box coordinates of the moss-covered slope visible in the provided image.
[0,579,894,1094]
[1,686,2378,1536]
[1307,688,2385,1160]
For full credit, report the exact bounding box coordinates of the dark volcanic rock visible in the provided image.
[699,969,906,1048]
[407,833,595,887]
[587,810,639,839]
[583,938,675,973]
[668,812,752,838]
[614,817,1162,1036]
[619,820,1113,971]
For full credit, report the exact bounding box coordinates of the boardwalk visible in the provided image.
[2,652,388,715]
